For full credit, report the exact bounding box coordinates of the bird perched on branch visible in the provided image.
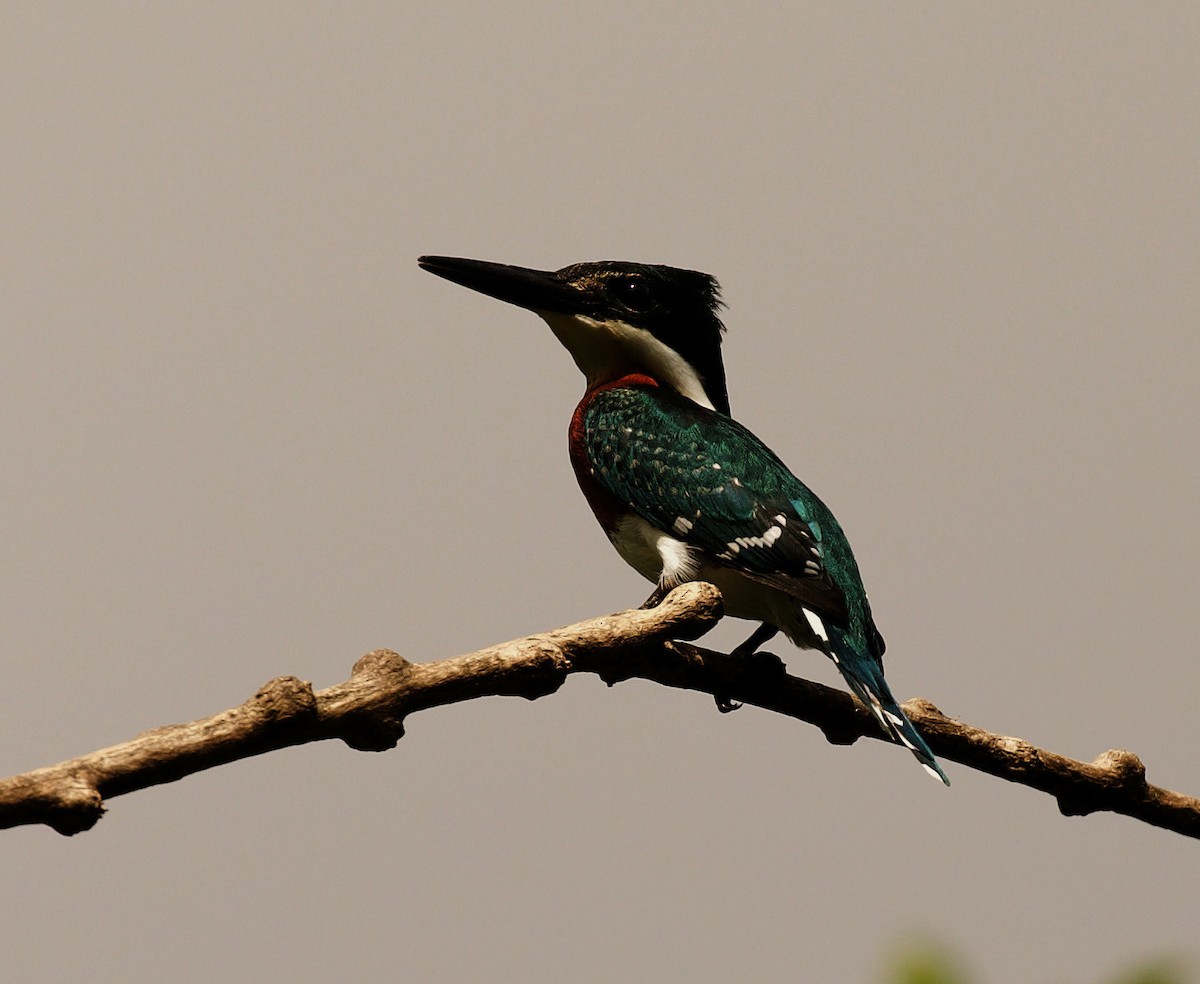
[419,255,948,784]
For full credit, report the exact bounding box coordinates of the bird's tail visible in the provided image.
[824,623,950,785]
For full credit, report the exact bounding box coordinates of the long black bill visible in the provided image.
[418,256,588,315]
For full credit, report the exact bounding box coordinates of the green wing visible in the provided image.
[583,385,882,649]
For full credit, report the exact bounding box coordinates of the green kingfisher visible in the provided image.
[418,255,949,784]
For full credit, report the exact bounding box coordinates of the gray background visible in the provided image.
[2,4,1197,982]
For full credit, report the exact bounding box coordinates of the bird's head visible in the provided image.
[418,256,730,416]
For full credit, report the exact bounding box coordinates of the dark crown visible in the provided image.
[554,261,730,415]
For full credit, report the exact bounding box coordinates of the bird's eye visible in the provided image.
[617,277,653,313]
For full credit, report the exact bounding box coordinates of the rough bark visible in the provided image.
[1,583,1195,839]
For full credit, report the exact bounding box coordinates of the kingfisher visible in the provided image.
[418,255,949,784]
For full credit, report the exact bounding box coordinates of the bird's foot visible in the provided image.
[729,622,780,661]
[639,584,669,609]
[712,624,786,714]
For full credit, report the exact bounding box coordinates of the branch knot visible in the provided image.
[253,676,318,727]
[1094,748,1147,791]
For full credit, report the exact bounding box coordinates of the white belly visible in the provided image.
[609,513,698,585]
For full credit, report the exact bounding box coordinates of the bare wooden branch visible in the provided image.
[1,582,1195,839]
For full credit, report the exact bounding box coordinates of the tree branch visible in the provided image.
[1,583,1195,839]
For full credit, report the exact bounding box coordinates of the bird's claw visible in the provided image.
[714,694,743,714]
[743,649,786,677]
[729,622,780,661]
[639,585,668,609]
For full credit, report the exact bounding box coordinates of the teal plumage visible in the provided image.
[577,380,949,784]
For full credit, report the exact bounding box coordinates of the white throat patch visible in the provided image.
[539,312,715,411]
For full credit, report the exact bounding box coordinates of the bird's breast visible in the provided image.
[567,374,662,533]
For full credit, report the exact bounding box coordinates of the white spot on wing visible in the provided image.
[672,516,694,536]
[733,525,783,551]
[802,608,829,643]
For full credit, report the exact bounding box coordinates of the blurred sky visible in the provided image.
[2,4,1197,982]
